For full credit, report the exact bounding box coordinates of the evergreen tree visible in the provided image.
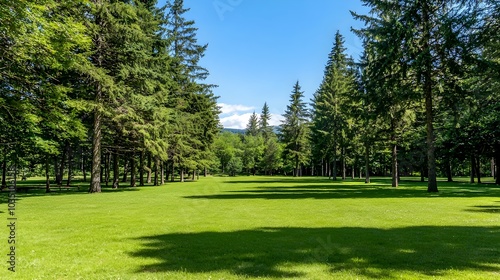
[311,31,353,180]
[280,81,310,177]
[352,0,486,192]
[246,112,259,136]
[259,102,273,139]
[165,0,219,180]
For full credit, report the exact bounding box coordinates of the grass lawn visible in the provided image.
[1,176,499,279]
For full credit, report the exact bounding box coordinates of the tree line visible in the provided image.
[0,0,220,192]
[212,0,499,191]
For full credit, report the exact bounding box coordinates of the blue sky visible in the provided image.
[170,0,369,129]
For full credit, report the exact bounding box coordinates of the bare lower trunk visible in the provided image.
[1,147,7,188]
[392,143,398,188]
[351,164,355,179]
[160,161,164,185]
[204,167,207,177]
[89,105,102,193]
[476,154,481,184]
[130,153,136,187]
[66,144,73,186]
[470,154,475,183]
[147,154,152,184]
[342,148,346,180]
[139,151,144,186]
[180,168,185,182]
[365,142,370,184]
[171,161,175,182]
[423,1,437,193]
[113,152,119,189]
[332,142,337,181]
[82,150,87,182]
[104,152,110,187]
[446,156,453,182]
[154,157,159,186]
[58,142,68,185]
[121,157,129,183]
[495,145,500,185]
[45,158,51,193]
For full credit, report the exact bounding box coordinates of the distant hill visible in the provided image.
[221,126,280,135]
[222,128,246,134]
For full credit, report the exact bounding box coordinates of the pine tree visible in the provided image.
[311,31,353,180]
[352,0,486,192]
[165,0,219,180]
[281,81,310,177]
[246,112,259,136]
[259,102,273,139]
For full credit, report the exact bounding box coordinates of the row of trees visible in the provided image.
[212,0,499,191]
[0,0,220,192]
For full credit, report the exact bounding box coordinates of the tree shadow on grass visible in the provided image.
[185,183,500,200]
[464,203,500,214]
[130,226,500,278]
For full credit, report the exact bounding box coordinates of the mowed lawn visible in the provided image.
[1,176,499,279]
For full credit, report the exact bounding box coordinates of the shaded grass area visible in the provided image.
[132,226,500,278]
[186,177,500,200]
[0,176,499,279]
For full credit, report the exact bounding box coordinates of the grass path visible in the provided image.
[1,176,499,279]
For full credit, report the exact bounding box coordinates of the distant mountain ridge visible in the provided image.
[221,126,280,134]
[222,128,245,134]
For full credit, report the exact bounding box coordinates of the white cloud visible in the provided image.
[269,113,285,127]
[218,103,255,115]
[220,112,285,130]
[220,113,253,129]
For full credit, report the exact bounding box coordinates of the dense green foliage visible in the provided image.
[1,0,498,189]
[0,0,219,191]
[212,0,499,188]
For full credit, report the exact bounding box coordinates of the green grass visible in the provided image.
[1,176,499,279]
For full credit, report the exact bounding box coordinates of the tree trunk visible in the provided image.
[491,158,495,178]
[147,154,152,184]
[139,151,144,186]
[423,1,438,193]
[113,152,119,189]
[1,147,6,189]
[104,152,110,187]
[122,156,129,183]
[365,142,370,184]
[66,144,73,187]
[180,168,185,182]
[130,153,136,187]
[352,164,355,179]
[495,145,500,185]
[54,157,59,185]
[342,148,346,180]
[58,142,68,185]
[154,157,159,186]
[332,143,337,180]
[171,161,175,182]
[392,143,398,188]
[446,156,453,182]
[45,157,51,193]
[204,167,208,177]
[82,150,87,182]
[160,161,165,185]
[89,104,102,193]
[476,154,481,184]
[470,154,475,183]
[294,155,299,177]
[192,170,196,181]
